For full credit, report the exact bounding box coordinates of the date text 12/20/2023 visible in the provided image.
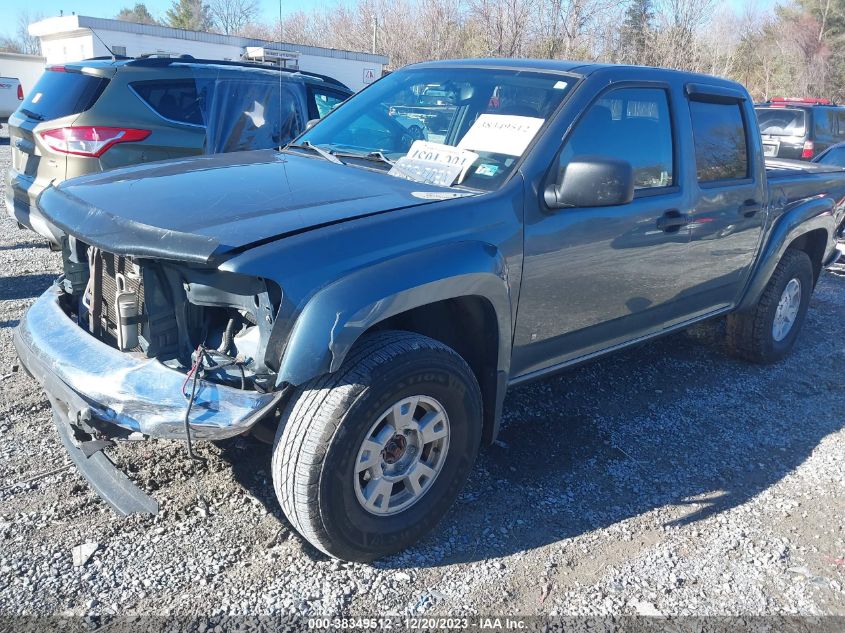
[307,616,528,629]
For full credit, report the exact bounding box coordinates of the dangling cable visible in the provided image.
[183,344,207,463]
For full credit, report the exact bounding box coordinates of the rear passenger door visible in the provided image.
[512,85,695,378]
[683,87,766,313]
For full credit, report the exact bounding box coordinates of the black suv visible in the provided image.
[6,56,352,247]
[755,97,845,160]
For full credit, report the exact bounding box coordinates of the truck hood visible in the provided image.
[37,149,470,264]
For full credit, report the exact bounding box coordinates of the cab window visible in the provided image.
[561,87,674,190]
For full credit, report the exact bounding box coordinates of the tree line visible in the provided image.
[3,0,845,102]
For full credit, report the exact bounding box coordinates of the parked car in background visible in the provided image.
[6,56,352,248]
[15,60,845,561]
[755,97,845,160]
[812,141,845,168]
[0,76,23,125]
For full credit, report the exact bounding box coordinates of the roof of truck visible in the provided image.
[408,58,746,89]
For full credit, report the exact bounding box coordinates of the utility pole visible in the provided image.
[372,15,378,54]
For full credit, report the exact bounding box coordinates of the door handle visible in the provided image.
[740,199,762,217]
[656,209,688,233]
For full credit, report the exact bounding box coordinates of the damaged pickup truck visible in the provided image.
[14,60,845,561]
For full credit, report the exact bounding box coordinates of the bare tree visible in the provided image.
[6,10,45,56]
[211,0,260,35]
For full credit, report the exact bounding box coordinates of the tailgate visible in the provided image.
[0,79,19,118]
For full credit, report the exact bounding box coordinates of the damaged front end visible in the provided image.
[13,237,286,513]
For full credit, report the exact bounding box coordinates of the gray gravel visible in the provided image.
[0,127,843,619]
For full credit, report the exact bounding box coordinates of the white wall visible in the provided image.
[0,53,46,94]
[32,20,384,91]
[41,34,96,65]
[90,31,246,62]
[298,54,381,91]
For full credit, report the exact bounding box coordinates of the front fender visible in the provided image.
[738,195,835,312]
[275,241,513,386]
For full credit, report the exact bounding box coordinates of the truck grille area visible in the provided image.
[97,252,145,351]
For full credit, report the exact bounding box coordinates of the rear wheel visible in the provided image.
[271,330,482,561]
[726,249,813,363]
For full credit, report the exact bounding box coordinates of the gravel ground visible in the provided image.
[0,128,843,622]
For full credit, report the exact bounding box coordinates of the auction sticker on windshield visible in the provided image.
[458,114,545,156]
[389,140,479,187]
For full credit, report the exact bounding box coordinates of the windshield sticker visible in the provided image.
[458,114,545,157]
[476,164,499,177]
[554,81,568,90]
[389,158,464,188]
[389,140,479,187]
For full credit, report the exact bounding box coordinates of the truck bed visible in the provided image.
[765,157,845,179]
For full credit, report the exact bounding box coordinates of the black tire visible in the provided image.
[726,249,814,364]
[271,330,482,561]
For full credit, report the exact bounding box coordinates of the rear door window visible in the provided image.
[19,69,108,121]
[814,108,834,142]
[309,87,348,119]
[689,100,748,182]
[130,79,204,126]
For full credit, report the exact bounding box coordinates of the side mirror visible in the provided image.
[305,118,320,131]
[544,156,635,209]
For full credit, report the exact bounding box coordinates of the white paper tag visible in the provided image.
[389,158,463,187]
[458,114,545,156]
[389,141,479,187]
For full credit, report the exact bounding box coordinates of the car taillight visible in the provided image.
[16,84,23,100]
[801,140,815,159]
[39,126,151,158]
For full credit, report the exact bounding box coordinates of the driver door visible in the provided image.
[511,86,696,379]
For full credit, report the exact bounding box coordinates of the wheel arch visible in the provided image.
[738,197,835,312]
[276,241,513,442]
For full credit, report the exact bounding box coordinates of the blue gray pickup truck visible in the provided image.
[13,60,845,561]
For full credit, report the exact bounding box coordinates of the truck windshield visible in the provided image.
[755,107,806,137]
[296,67,574,191]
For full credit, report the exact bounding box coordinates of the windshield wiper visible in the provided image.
[19,108,44,121]
[286,140,344,165]
[325,149,395,165]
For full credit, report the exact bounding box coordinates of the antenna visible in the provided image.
[278,0,283,149]
[88,26,118,60]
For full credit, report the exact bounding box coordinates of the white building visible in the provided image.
[29,15,388,91]
[0,52,47,94]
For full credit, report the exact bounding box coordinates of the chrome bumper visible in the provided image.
[14,284,282,440]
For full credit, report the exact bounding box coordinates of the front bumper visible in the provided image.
[13,284,282,441]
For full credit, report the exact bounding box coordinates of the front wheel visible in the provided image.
[271,330,482,561]
[726,249,814,363]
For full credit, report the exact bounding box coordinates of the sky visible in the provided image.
[3,0,781,34]
[3,0,345,26]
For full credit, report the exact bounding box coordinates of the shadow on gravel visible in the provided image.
[395,325,845,567]
[0,273,56,300]
[207,292,845,568]
[0,319,20,329]
[0,240,47,251]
